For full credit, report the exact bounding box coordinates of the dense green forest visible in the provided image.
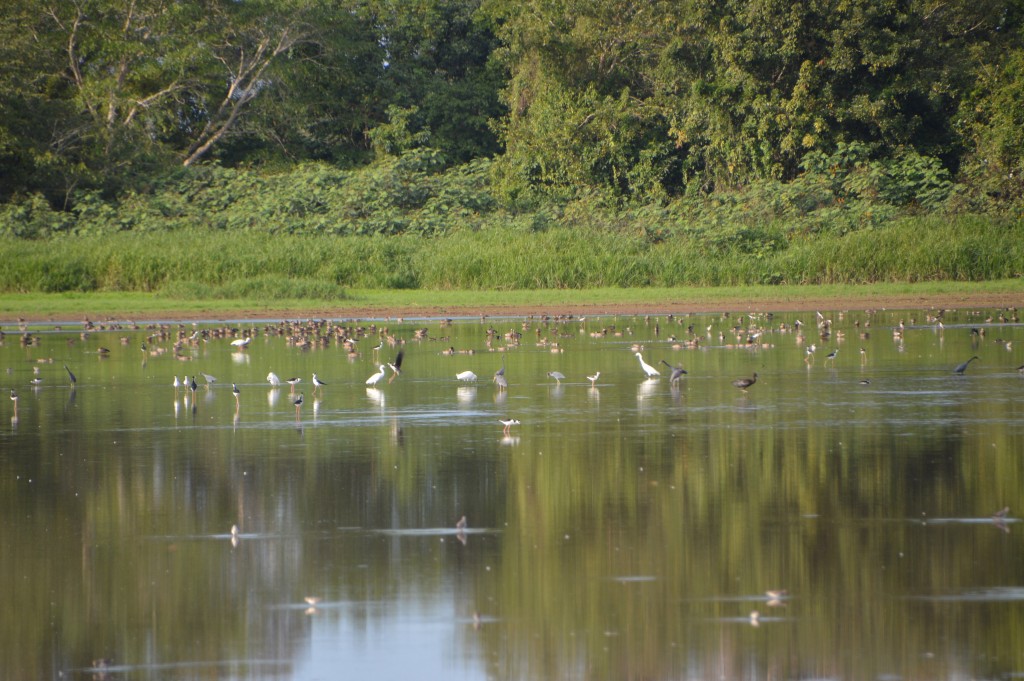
[1,0,1023,290]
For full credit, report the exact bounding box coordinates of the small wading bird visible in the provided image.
[499,418,520,435]
[366,365,387,386]
[388,351,404,379]
[10,389,17,416]
[232,383,240,406]
[189,376,199,398]
[293,393,304,417]
[200,372,217,389]
[312,373,326,395]
[547,371,565,385]
[660,360,687,384]
[63,363,76,386]
[824,348,838,365]
[635,352,660,378]
[456,370,477,382]
[587,371,601,387]
[953,356,980,374]
[286,377,301,393]
[732,372,758,392]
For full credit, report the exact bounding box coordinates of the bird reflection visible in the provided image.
[366,387,385,407]
[992,507,1011,534]
[456,386,476,404]
[267,388,281,407]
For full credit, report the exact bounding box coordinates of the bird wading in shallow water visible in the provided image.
[635,352,660,378]
[953,356,979,374]
[366,365,387,386]
[499,418,520,435]
[660,360,687,384]
[587,371,601,387]
[547,371,565,384]
[732,372,758,392]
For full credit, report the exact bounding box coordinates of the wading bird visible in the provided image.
[286,377,301,393]
[547,371,565,384]
[366,365,387,386]
[232,383,240,406]
[230,337,251,349]
[732,372,758,392]
[388,351,404,377]
[200,372,217,389]
[456,370,477,382]
[660,360,687,384]
[587,371,601,386]
[64,364,76,386]
[635,352,660,378]
[189,376,199,397]
[10,389,17,417]
[953,356,979,374]
[312,373,326,395]
[499,418,520,435]
[293,393,304,417]
[267,372,281,387]
[824,348,838,365]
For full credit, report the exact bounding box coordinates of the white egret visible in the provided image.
[267,372,281,386]
[366,365,387,386]
[456,370,477,381]
[635,352,660,378]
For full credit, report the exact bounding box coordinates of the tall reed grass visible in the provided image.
[0,215,1020,295]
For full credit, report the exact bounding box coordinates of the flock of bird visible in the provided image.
[5,307,1023,430]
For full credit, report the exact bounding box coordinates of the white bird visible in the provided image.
[230,337,251,348]
[366,365,387,386]
[173,375,180,391]
[499,418,520,434]
[456,370,478,382]
[635,352,660,378]
[267,372,281,386]
[312,373,327,394]
[587,371,601,386]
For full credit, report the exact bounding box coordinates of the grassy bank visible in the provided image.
[0,214,1022,296]
[2,280,1022,322]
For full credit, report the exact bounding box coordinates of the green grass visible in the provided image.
[2,280,1021,321]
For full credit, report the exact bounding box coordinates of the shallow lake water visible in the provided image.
[1,307,1022,680]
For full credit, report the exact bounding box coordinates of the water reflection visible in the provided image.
[1,308,1023,680]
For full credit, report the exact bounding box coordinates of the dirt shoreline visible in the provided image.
[5,291,1021,324]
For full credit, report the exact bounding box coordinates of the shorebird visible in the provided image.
[547,371,565,384]
[63,364,76,386]
[173,375,181,392]
[456,370,477,382]
[189,376,199,397]
[200,372,217,389]
[366,365,387,386]
[635,352,660,378]
[953,356,979,374]
[266,372,281,387]
[388,351,404,377]
[499,418,520,435]
[824,348,838,365]
[660,360,687,384]
[286,377,301,393]
[10,389,17,416]
[312,373,326,395]
[732,372,758,392]
[232,383,240,406]
[587,371,601,386]
[293,393,304,417]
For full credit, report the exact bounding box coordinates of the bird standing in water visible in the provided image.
[635,352,660,378]
[660,360,687,384]
[732,372,758,392]
[953,356,979,374]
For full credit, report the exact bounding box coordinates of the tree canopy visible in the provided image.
[1,0,1022,210]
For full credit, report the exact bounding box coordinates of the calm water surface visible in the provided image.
[1,308,1022,680]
